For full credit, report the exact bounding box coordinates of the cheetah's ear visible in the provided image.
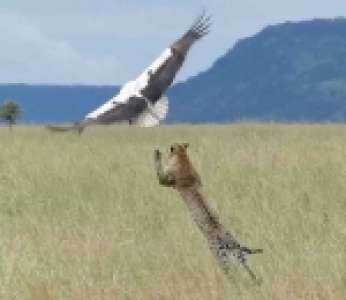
[182,143,189,149]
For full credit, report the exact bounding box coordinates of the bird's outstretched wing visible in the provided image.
[140,11,211,104]
[90,96,147,124]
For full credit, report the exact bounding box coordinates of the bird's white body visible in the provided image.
[86,48,173,124]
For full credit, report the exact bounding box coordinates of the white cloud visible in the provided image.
[2,0,346,84]
[0,12,125,84]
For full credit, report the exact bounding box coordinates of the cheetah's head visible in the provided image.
[168,142,189,157]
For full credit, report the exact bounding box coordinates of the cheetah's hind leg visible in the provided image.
[216,244,263,284]
[237,247,263,285]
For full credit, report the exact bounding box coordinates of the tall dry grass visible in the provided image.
[0,124,345,299]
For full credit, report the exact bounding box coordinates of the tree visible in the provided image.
[0,100,21,129]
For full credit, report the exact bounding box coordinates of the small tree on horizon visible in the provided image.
[0,100,21,129]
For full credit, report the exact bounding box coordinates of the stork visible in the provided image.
[47,12,211,134]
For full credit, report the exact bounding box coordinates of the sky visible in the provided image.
[1,0,346,85]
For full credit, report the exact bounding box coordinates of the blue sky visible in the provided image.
[2,0,346,85]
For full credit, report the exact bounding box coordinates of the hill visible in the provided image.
[3,18,346,123]
[168,18,346,123]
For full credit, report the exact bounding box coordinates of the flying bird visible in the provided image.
[47,12,211,134]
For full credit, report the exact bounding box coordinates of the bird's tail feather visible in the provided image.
[135,95,169,127]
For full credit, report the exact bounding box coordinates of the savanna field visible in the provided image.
[0,124,345,300]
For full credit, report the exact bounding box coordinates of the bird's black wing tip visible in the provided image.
[189,10,212,38]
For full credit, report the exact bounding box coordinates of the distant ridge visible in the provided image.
[3,18,346,123]
[168,17,346,123]
[0,84,119,123]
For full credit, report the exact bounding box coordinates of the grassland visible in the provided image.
[0,124,345,299]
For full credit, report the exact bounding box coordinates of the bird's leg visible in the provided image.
[75,122,85,135]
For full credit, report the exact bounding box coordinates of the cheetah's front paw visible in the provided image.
[154,149,161,161]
